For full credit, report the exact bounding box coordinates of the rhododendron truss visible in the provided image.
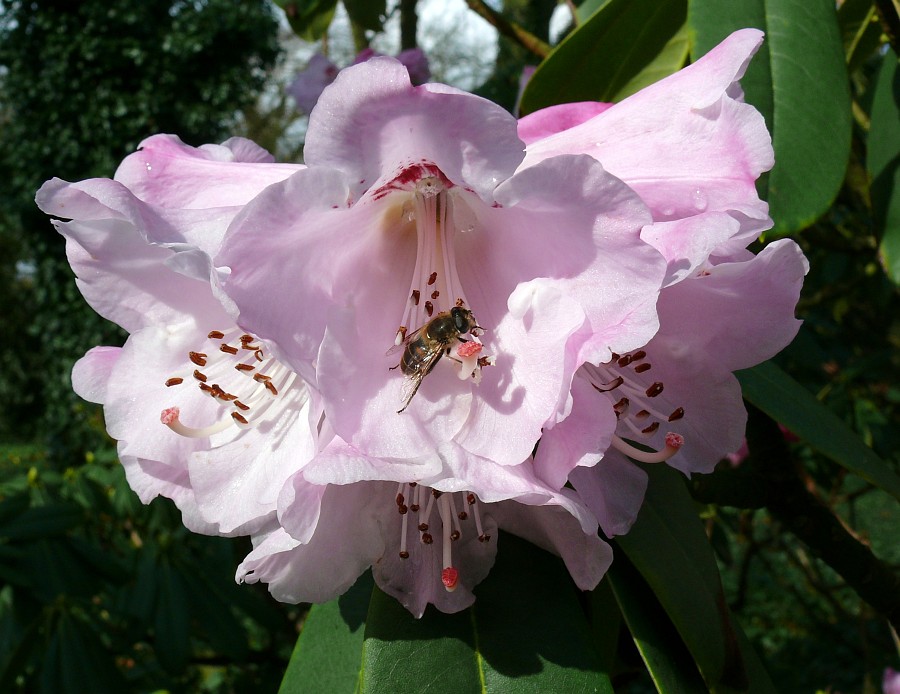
[35,28,806,618]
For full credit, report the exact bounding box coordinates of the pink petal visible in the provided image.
[115,134,303,210]
[71,346,122,404]
[569,452,648,537]
[304,57,524,202]
[521,29,772,240]
[517,101,613,145]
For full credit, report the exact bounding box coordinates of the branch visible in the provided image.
[693,405,900,632]
[463,0,551,59]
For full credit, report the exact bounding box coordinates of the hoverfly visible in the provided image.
[390,305,483,413]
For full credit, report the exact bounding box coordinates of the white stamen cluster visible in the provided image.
[161,328,303,438]
[585,350,686,463]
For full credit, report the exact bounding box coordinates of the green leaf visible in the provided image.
[154,561,191,673]
[279,571,373,694]
[359,533,613,693]
[608,552,708,693]
[0,503,82,541]
[275,0,339,41]
[689,0,853,235]
[40,613,126,694]
[736,360,900,501]
[520,0,688,114]
[616,464,770,691]
[343,0,386,33]
[869,50,900,284]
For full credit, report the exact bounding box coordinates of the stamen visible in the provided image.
[610,432,684,463]
[160,407,232,438]
[438,494,457,592]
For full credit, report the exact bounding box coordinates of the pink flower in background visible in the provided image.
[287,47,430,113]
[884,668,900,694]
[525,29,808,535]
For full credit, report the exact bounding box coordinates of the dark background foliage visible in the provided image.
[0,0,898,692]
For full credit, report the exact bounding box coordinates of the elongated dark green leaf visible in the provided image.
[869,50,900,284]
[40,614,126,694]
[0,503,82,541]
[736,360,900,500]
[689,0,852,235]
[343,0,386,32]
[359,533,613,693]
[279,571,373,694]
[608,551,708,693]
[155,561,191,673]
[616,464,777,692]
[520,0,688,113]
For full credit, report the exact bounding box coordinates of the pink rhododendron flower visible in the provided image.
[218,53,666,611]
[525,29,808,535]
[36,136,312,536]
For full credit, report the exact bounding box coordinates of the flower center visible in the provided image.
[393,482,491,592]
[585,350,685,463]
[389,174,494,411]
[161,327,305,438]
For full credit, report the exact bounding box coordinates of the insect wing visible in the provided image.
[398,343,444,412]
[385,324,426,357]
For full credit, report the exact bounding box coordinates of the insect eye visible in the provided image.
[452,308,468,331]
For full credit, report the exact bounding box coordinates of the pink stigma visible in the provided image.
[457,341,482,358]
[441,566,459,592]
[665,432,684,450]
[160,407,180,425]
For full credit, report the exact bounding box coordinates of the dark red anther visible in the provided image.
[642,422,660,434]
[220,344,239,355]
[193,370,207,382]
[613,397,630,415]
[398,504,408,514]
[411,290,420,305]
[432,489,443,498]
[418,523,429,532]
[235,363,255,371]
[457,511,468,520]
[634,362,652,373]
[409,482,418,487]
[231,412,249,425]
[425,300,434,316]
[617,354,633,367]
[410,504,420,512]
[668,407,685,422]
[189,351,207,366]
[431,290,439,300]
[422,533,433,544]
[632,350,646,361]
[234,400,250,411]
[478,534,491,543]
[427,271,437,285]
[396,493,405,506]
[264,381,278,396]
[645,382,664,397]
[207,330,225,339]
[592,376,623,393]
[635,409,650,419]
[450,530,460,541]
[165,377,183,387]
[399,550,410,559]
[466,493,476,505]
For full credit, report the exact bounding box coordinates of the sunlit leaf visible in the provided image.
[359,533,613,693]
[869,50,900,284]
[736,360,900,500]
[689,0,852,235]
[520,0,688,113]
[279,571,373,694]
